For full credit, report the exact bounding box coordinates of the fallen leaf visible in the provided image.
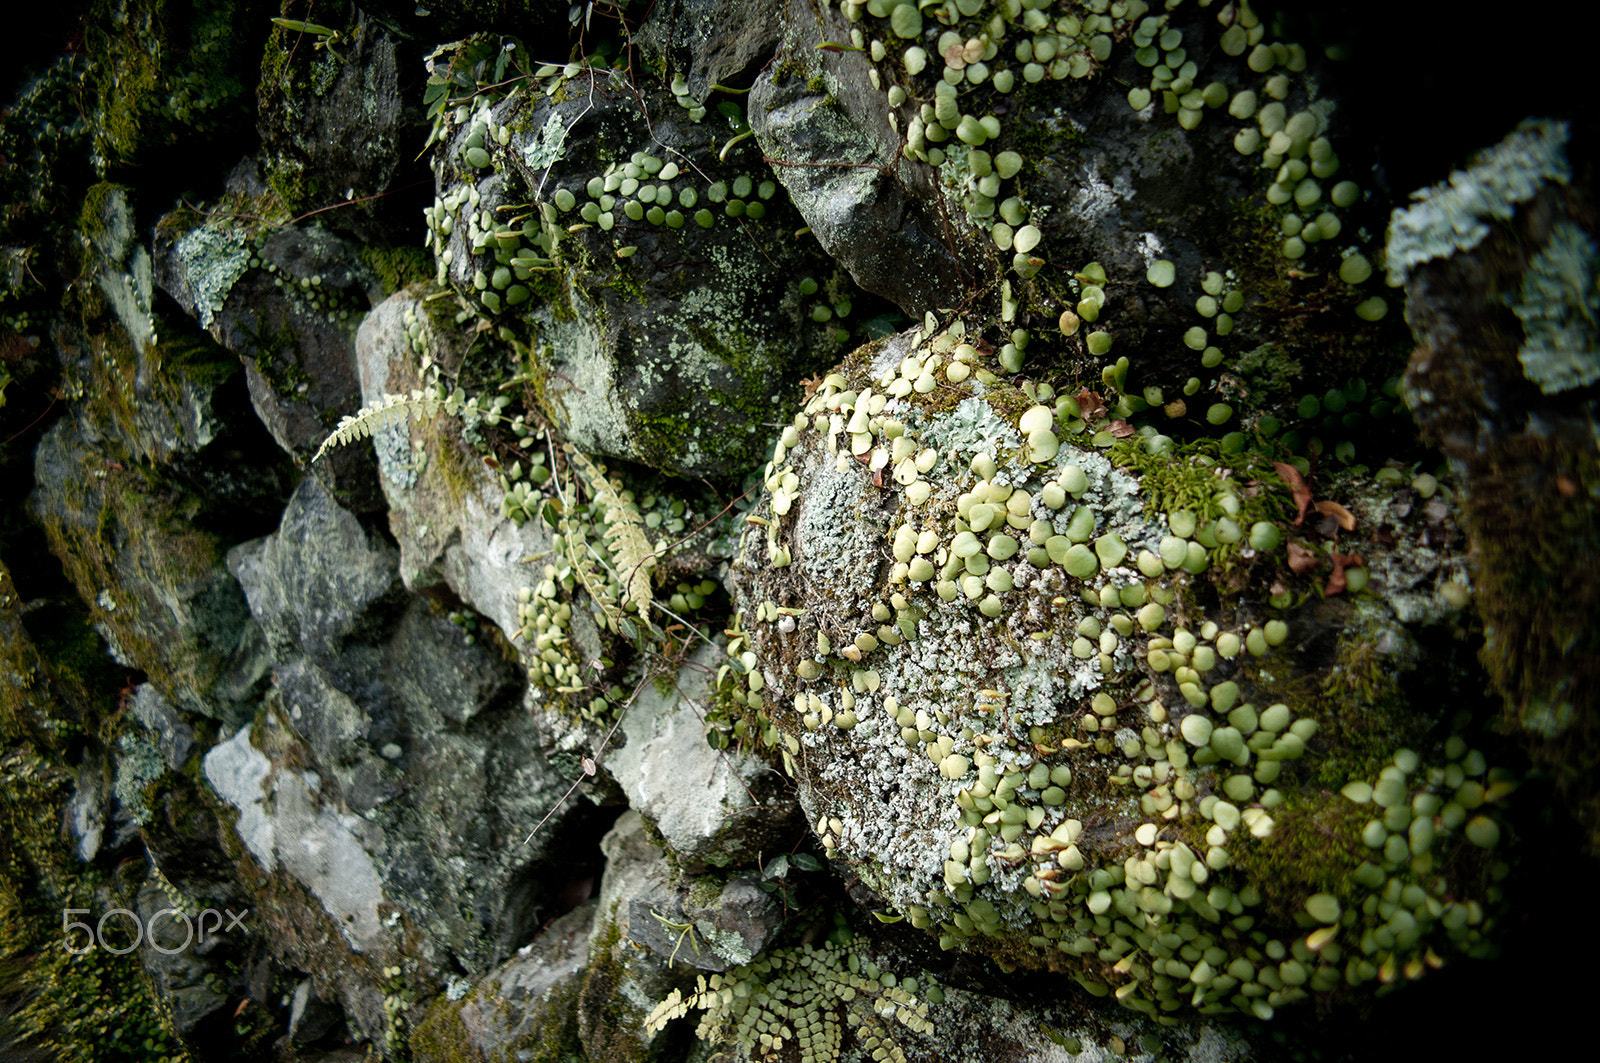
[1273,461,1313,526]
[1108,419,1135,438]
[800,373,824,399]
[943,43,967,68]
[1287,542,1320,574]
[1076,387,1106,423]
[1314,499,1356,531]
[1324,552,1363,596]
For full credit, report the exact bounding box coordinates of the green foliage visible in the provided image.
[564,448,657,636]
[644,939,932,1063]
[313,386,462,462]
[86,0,255,169]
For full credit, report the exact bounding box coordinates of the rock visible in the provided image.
[1396,117,1600,852]
[203,719,397,1042]
[750,0,968,314]
[726,336,1507,1019]
[576,812,692,1063]
[634,0,785,103]
[131,880,229,1035]
[130,683,197,771]
[65,748,109,862]
[419,57,864,475]
[353,290,610,698]
[219,468,602,973]
[31,420,267,722]
[255,11,414,241]
[154,201,386,513]
[628,873,784,972]
[605,641,801,871]
[228,476,403,661]
[409,901,595,1063]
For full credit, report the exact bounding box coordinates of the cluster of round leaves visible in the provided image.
[552,151,781,252]
[858,0,1155,284]
[1124,2,1392,323]
[1311,741,1513,990]
[911,687,1342,1021]
[512,556,590,696]
[0,55,88,224]
[245,232,366,327]
[424,115,558,318]
[728,318,1517,1021]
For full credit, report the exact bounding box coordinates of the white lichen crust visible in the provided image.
[1386,118,1571,286]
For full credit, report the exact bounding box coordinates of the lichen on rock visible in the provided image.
[727,313,1511,1021]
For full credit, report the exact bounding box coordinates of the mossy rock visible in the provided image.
[725,320,1515,1022]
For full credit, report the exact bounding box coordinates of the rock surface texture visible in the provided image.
[0,2,1594,1063]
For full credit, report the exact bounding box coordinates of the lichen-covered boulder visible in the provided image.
[725,322,1512,1020]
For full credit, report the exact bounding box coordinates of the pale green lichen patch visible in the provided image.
[1386,118,1571,286]
[174,222,250,328]
[1511,220,1600,394]
[521,110,571,173]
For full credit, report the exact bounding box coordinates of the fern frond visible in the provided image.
[566,448,657,631]
[312,388,449,462]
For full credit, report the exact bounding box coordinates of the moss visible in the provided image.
[85,0,256,169]
[1224,789,1366,924]
[576,909,651,1063]
[34,452,240,716]
[0,745,184,1063]
[1466,436,1600,840]
[409,985,482,1063]
[360,244,436,298]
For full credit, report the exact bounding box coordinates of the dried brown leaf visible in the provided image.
[1273,461,1313,526]
[1314,499,1356,531]
[1324,552,1364,596]
[1287,542,1320,574]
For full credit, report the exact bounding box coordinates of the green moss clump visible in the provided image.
[85,0,256,170]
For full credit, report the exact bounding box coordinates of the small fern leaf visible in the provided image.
[566,448,657,628]
[312,388,446,463]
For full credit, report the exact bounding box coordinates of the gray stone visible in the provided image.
[605,642,799,872]
[65,750,108,863]
[255,12,408,243]
[202,723,389,954]
[413,901,596,1063]
[228,475,401,660]
[131,683,197,770]
[750,0,968,315]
